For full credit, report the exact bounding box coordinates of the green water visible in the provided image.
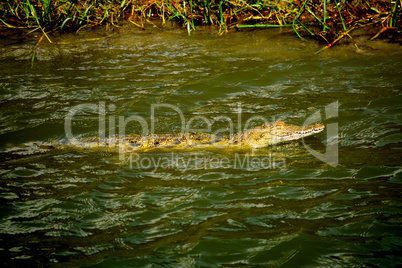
[0,25,401,267]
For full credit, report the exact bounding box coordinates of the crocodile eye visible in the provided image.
[275,123,284,129]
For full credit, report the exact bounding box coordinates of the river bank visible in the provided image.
[1,0,400,41]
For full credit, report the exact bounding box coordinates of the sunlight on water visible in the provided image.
[0,25,401,266]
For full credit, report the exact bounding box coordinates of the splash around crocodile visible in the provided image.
[69,121,325,152]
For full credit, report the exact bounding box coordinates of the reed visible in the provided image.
[323,0,326,32]
[389,0,399,27]
[333,0,347,32]
[202,0,212,25]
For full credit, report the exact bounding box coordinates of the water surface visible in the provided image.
[0,25,401,266]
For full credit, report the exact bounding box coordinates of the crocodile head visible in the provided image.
[240,121,325,148]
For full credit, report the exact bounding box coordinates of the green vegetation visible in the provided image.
[1,0,400,43]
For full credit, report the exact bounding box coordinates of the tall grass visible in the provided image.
[1,0,131,31]
[0,0,400,42]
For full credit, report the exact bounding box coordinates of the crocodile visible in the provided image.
[75,121,325,151]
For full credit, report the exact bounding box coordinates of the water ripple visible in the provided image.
[0,28,401,266]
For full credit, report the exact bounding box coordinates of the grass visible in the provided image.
[0,0,399,66]
[1,0,400,42]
